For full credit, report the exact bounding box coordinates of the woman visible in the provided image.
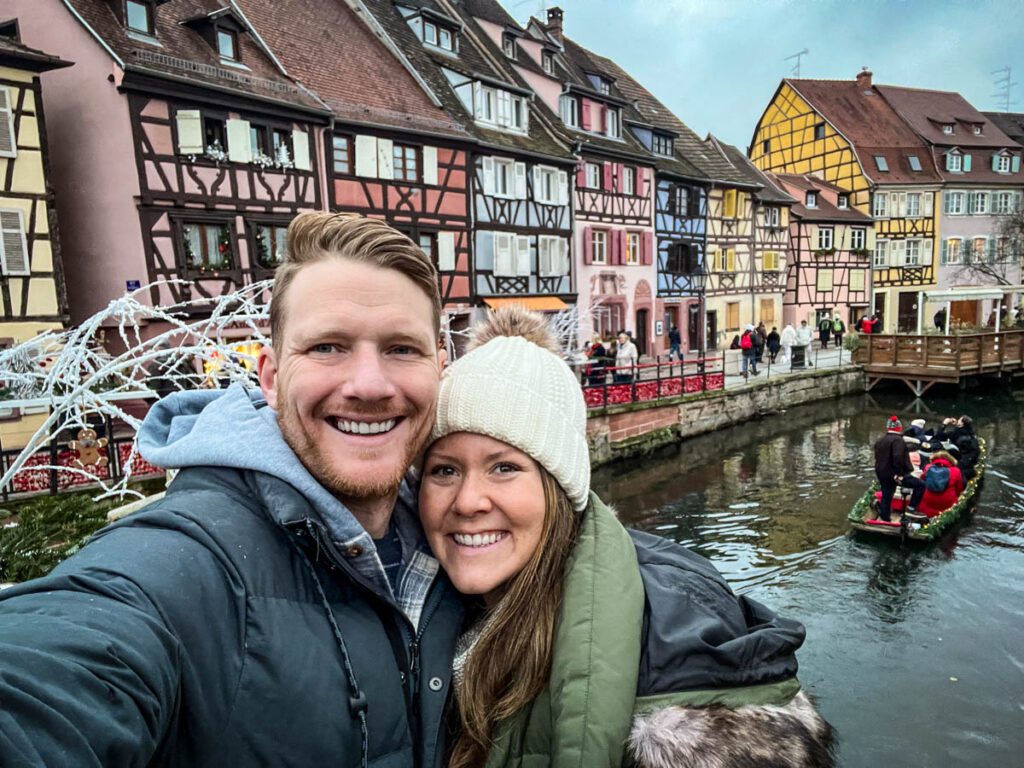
[781,323,797,365]
[767,326,782,363]
[585,335,608,386]
[918,450,965,518]
[420,307,834,768]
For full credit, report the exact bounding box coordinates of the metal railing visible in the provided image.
[579,354,726,408]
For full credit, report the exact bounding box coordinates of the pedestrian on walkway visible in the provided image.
[832,314,845,349]
[755,322,768,363]
[767,326,781,363]
[740,325,759,379]
[668,324,682,361]
[614,331,638,383]
[795,320,813,368]
[818,315,832,349]
[780,323,797,364]
[585,335,608,386]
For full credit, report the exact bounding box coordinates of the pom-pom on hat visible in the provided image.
[431,306,590,511]
[886,415,902,433]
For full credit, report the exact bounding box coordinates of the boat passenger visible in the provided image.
[874,416,926,522]
[903,437,923,477]
[918,451,965,518]
[903,418,928,440]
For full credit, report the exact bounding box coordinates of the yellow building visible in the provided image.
[750,71,943,332]
[0,29,71,449]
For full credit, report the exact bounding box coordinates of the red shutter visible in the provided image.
[642,231,654,265]
[640,168,650,199]
[582,226,593,264]
[603,162,613,191]
[581,99,592,131]
[577,162,586,189]
[615,163,625,192]
[599,104,608,134]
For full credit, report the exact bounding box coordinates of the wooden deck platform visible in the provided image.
[852,330,1024,395]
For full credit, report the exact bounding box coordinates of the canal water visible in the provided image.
[592,388,1024,768]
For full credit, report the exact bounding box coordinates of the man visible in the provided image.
[614,330,639,383]
[667,323,682,361]
[740,324,758,379]
[873,415,925,522]
[934,307,947,332]
[817,313,832,349]
[0,213,461,766]
[832,314,845,350]
[794,319,813,368]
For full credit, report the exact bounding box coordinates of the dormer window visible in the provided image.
[973,125,983,136]
[502,33,516,59]
[942,123,954,135]
[423,20,457,52]
[424,21,437,45]
[439,27,454,51]
[126,0,155,34]
[182,9,247,64]
[837,194,848,209]
[542,50,555,75]
[806,191,818,208]
[652,132,673,156]
[559,94,578,128]
[588,74,610,95]
[217,28,238,61]
[946,151,964,172]
[473,83,528,133]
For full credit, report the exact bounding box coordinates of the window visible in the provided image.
[762,139,770,154]
[652,132,673,156]
[873,240,888,267]
[217,29,238,61]
[944,191,965,215]
[996,191,1016,214]
[947,153,963,172]
[942,123,954,135]
[996,154,1011,173]
[805,191,817,208]
[181,221,233,272]
[560,95,579,127]
[726,302,740,331]
[906,192,921,217]
[945,238,961,264]
[591,229,607,265]
[542,50,555,75]
[332,135,351,175]
[538,236,568,276]
[424,21,437,45]
[593,76,610,95]
[417,233,436,264]
[625,232,640,265]
[972,237,986,263]
[253,223,288,269]
[393,143,418,182]
[126,0,155,34]
[904,239,920,266]
[203,116,226,152]
[666,243,697,274]
[872,192,888,218]
[851,227,866,251]
[816,269,834,292]
[477,85,527,132]
[837,194,848,209]
[817,227,834,250]
[874,155,889,172]
[671,186,689,216]
[622,166,635,195]
[762,251,779,271]
[438,27,454,51]
[585,162,600,189]
[493,157,513,197]
[606,108,620,139]
[764,207,780,227]
[760,299,776,325]
[248,124,271,158]
[973,125,983,136]
[712,248,736,272]
[502,34,516,59]
[814,123,825,140]
[908,155,922,172]
[271,128,292,163]
[997,237,1010,261]
[0,209,29,276]
[534,165,559,204]
[968,191,988,215]
[850,270,866,291]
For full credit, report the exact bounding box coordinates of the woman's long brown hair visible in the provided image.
[448,468,581,768]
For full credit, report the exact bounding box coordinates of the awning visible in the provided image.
[483,296,569,311]
[924,287,1006,303]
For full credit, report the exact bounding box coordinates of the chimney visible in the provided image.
[856,67,873,91]
[546,7,564,43]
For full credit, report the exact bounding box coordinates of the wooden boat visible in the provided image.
[848,438,986,541]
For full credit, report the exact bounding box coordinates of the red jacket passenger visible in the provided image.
[918,455,965,518]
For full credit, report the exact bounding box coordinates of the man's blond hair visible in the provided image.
[270,212,441,346]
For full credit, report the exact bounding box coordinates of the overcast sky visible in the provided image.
[510,0,1024,151]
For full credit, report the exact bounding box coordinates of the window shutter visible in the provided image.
[614,163,624,193]
[482,156,495,195]
[945,154,954,172]
[514,162,527,199]
[924,238,933,265]
[642,231,653,265]
[897,192,907,217]
[496,90,511,127]
[963,154,972,172]
[437,232,456,271]
[582,225,593,264]
[532,166,541,201]
[558,170,569,205]
[992,154,1001,172]
[538,237,551,276]
[355,135,378,177]
[376,138,394,180]
[576,163,586,190]
[225,119,252,163]
[726,248,736,272]
[1013,155,1021,174]
[987,238,996,264]
[292,129,311,171]
[943,192,952,214]
[723,189,736,219]
[780,206,789,227]
[0,210,28,275]
[423,146,438,185]
[923,192,933,217]
[515,235,531,276]
[494,233,513,276]
[599,104,608,134]
[580,100,591,131]
[558,237,569,275]
[0,88,17,157]
[602,162,613,191]
[175,109,204,154]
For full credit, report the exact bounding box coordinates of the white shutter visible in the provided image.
[292,129,311,171]
[226,119,251,163]
[423,146,438,185]
[514,162,527,199]
[538,237,552,276]
[497,90,511,127]
[558,170,569,206]
[494,232,513,276]
[898,192,908,217]
[175,109,204,154]
[515,235,531,276]
[0,209,29,276]
[437,232,456,271]
[532,166,542,202]
[482,156,495,195]
[558,237,570,275]
[376,138,394,180]
[891,240,904,267]
[355,135,378,177]
[923,191,933,217]
[0,88,16,158]
[473,82,484,119]
[924,238,933,264]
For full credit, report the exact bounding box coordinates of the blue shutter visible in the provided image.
[963,154,972,172]
[992,154,1001,172]
[1013,155,1022,174]
[940,239,947,265]
[945,154,954,172]
[943,191,951,214]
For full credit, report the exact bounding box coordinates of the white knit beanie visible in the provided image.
[431,311,591,510]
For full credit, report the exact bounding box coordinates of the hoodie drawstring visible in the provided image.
[288,536,369,768]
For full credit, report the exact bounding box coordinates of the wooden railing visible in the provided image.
[852,330,1024,375]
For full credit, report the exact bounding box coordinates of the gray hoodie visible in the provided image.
[137,383,429,605]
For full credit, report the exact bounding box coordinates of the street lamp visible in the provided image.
[688,257,709,353]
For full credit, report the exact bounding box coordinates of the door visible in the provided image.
[706,310,718,350]
[635,309,649,358]
[898,291,918,333]
[950,300,977,327]
[873,293,886,329]
[688,303,700,350]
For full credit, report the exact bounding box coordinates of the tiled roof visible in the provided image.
[786,78,942,185]
[63,0,325,113]
[771,173,872,222]
[235,0,466,137]
[706,136,771,192]
[876,86,1016,148]
[0,32,73,71]
[984,112,1024,144]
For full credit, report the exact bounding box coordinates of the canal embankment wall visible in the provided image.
[587,367,866,466]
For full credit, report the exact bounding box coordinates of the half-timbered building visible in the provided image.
[0,27,72,448]
[11,0,330,333]
[750,70,943,332]
[772,173,873,328]
[357,0,576,333]
[236,0,476,316]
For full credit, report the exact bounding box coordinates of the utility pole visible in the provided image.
[785,49,809,78]
[991,66,1018,112]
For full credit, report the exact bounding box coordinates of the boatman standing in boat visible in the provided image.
[874,415,926,522]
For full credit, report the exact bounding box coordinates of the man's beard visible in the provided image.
[276,395,425,503]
